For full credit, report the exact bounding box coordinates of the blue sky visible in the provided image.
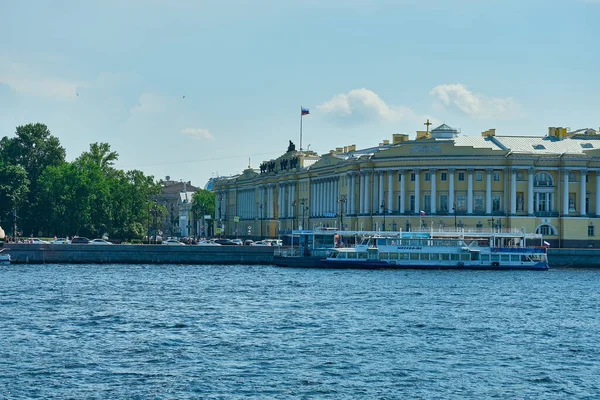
[1,0,598,188]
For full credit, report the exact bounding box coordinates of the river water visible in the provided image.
[1,264,598,399]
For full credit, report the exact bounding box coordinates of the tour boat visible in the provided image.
[321,231,548,270]
[275,228,548,270]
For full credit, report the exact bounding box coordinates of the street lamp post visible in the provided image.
[259,203,263,238]
[337,197,347,230]
[218,194,223,237]
[381,200,386,231]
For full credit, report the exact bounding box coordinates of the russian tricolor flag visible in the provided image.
[301,107,310,116]
[420,210,426,216]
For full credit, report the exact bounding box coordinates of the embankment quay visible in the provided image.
[2,244,274,265]
[2,244,600,268]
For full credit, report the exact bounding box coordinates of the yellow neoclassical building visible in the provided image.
[212,124,600,248]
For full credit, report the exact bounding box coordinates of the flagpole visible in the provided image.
[300,105,303,151]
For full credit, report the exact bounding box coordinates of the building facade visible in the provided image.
[212,124,600,248]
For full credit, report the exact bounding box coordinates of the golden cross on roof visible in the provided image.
[424,119,432,134]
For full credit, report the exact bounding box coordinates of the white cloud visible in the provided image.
[0,56,83,101]
[180,127,214,140]
[317,88,424,125]
[430,84,521,119]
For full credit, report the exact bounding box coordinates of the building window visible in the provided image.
[398,173,402,181]
[536,224,557,235]
[409,195,415,212]
[476,172,483,181]
[424,173,430,182]
[423,194,431,212]
[456,194,466,212]
[586,174,589,183]
[586,196,590,214]
[410,173,415,182]
[439,194,448,212]
[398,195,402,211]
[441,172,447,181]
[535,172,554,187]
[458,172,465,181]
[474,194,484,212]
[492,195,501,212]
[494,172,500,182]
[588,225,595,237]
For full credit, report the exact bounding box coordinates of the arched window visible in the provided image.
[536,224,557,235]
[534,172,554,187]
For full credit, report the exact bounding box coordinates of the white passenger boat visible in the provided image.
[322,230,548,270]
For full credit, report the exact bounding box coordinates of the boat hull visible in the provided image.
[320,259,548,271]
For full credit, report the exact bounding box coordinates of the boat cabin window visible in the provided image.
[430,253,439,261]
[379,252,389,260]
[481,254,490,261]
[451,254,460,261]
[410,253,419,260]
[390,253,398,260]
[420,253,429,261]
[348,252,357,259]
[501,255,510,262]
[511,255,520,262]
[470,251,480,261]
[461,254,470,261]
[491,254,500,262]
[358,252,368,259]
[441,253,450,261]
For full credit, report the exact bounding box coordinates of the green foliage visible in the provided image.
[1,125,166,239]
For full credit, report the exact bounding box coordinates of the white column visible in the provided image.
[467,169,473,214]
[535,192,540,212]
[379,172,384,213]
[400,170,406,214]
[318,180,323,216]
[310,182,314,217]
[387,170,393,214]
[486,169,493,215]
[414,169,420,214]
[360,173,365,214]
[346,175,351,215]
[365,172,371,214]
[563,169,570,216]
[351,174,356,215]
[580,170,587,216]
[430,169,437,214]
[449,169,455,211]
[511,169,517,215]
[596,172,600,217]
[528,168,534,215]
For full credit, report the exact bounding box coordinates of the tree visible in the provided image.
[192,189,216,237]
[77,142,119,172]
[0,163,29,234]
[0,123,66,235]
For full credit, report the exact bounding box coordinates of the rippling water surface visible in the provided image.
[1,264,599,399]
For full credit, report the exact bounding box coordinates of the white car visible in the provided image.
[28,238,49,244]
[51,238,71,244]
[90,239,113,245]
[162,238,185,245]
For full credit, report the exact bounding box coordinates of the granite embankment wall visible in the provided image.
[2,244,599,267]
[2,244,275,265]
[547,249,600,268]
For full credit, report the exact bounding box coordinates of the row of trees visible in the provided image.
[0,123,214,240]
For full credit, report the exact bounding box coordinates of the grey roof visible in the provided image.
[431,123,457,133]
[493,135,600,155]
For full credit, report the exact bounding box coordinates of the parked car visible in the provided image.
[51,238,71,244]
[231,239,243,245]
[90,239,113,245]
[212,239,237,246]
[28,238,49,244]
[71,237,90,244]
[244,240,254,246]
[162,238,185,245]
[197,240,221,246]
[252,240,270,246]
